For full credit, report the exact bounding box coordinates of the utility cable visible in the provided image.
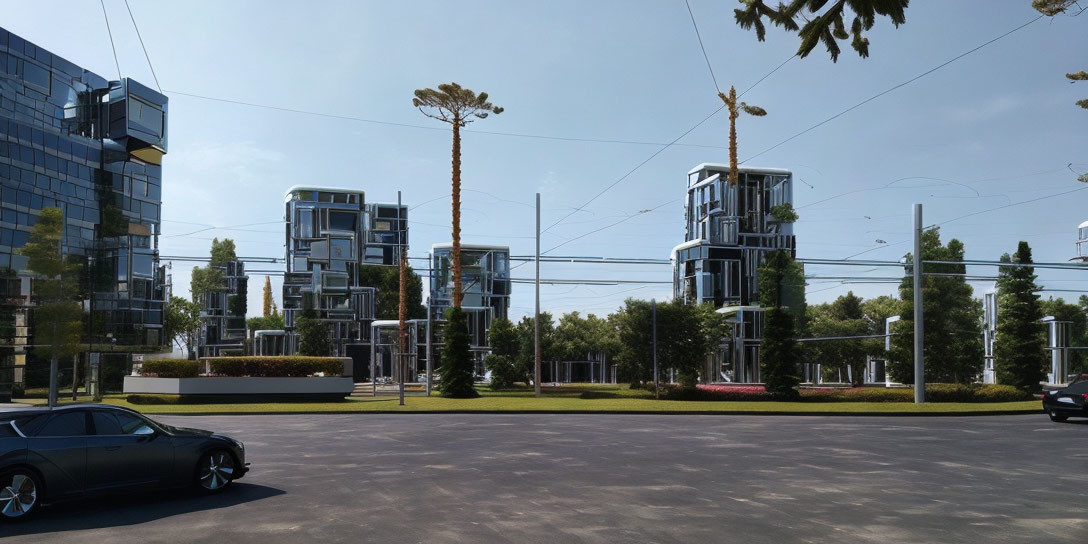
[162,90,727,151]
[684,0,720,93]
[99,0,122,80]
[740,15,1044,165]
[123,0,162,93]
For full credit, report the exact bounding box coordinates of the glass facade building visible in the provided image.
[197,259,248,357]
[1,27,168,389]
[671,164,796,383]
[282,186,408,364]
[428,243,510,371]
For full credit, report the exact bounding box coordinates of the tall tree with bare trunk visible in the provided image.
[718,86,766,185]
[412,83,503,307]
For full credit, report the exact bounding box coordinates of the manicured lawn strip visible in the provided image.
[76,395,1040,415]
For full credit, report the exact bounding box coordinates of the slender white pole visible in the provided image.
[534,193,542,397]
[913,203,925,403]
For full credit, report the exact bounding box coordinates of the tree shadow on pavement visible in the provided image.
[4,483,285,536]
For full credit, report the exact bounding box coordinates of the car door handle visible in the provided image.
[104,446,122,451]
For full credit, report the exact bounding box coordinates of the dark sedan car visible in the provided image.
[0,404,247,521]
[1042,373,1088,422]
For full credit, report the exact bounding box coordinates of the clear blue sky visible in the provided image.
[5,0,1087,319]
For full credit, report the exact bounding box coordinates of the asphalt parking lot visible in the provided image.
[6,414,1087,543]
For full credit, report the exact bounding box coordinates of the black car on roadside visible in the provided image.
[1042,373,1088,422]
[0,404,247,521]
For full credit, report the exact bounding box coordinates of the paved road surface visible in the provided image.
[7,414,1087,543]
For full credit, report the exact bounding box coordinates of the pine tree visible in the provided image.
[438,307,478,398]
[994,242,1047,393]
[758,250,802,398]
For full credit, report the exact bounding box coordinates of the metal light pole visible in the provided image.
[425,299,432,396]
[652,298,658,400]
[534,192,542,398]
[398,191,406,406]
[913,203,925,403]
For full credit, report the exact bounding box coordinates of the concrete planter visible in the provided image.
[122,376,355,402]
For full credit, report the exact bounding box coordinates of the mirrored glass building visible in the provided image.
[1,27,168,390]
[672,163,796,383]
[282,186,408,365]
[428,243,510,371]
[196,259,248,357]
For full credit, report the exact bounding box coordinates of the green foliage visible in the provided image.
[413,83,504,126]
[247,313,285,333]
[228,277,248,317]
[438,307,478,398]
[758,251,803,397]
[209,238,237,268]
[757,250,807,327]
[768,203,799,223]
[358,265,426,320]
[164,296,201,359]
[485,354,520,389]
[207,356,344,377]
[19,208,84,362]
[613,299,724,388]
[552,312,621,363]
[141,359,200,378]
[807,292,884,386]
[190,266,224,304]
[889,229,983,384]
[514,313,556,384]
[487,317,520,360]
[734,0,909,62]
[665,384,1031,403]
[994,243,1047,392]
[296,315,333,357]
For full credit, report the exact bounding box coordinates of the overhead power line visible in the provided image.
[99,0,122,80]
[162,90,728,151]
[123,0,162,93]
[684,0,720,94]
[740,14,1044,165]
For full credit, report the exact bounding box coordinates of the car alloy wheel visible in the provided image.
[0,471,39,520]
[198,450,235,492]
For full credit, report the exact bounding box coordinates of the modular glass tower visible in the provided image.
[1,27,168,391]
[282,186,408,370]
[428,243,511,373]
[196,259,248,357]
[671,163,796,383]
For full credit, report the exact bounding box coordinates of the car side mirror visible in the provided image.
[133,425,155,436]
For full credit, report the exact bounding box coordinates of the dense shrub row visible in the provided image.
[207,356,344,377]
[666,383,1033,403]
[140,359,200,379]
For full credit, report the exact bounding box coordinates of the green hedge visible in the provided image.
[207,356,344,377]
[140,359,200,379]
[674,383,1034,403]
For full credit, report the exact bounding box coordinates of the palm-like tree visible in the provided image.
[718,85,766,185]
[413,83,503,307]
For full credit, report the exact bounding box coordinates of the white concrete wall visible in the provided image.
[123,376,355,395]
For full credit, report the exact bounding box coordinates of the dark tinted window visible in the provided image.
[328,211,356,231]
[1065,381,1088,394]
[115,413,154,435]
[91,412,123,435]
[37,412,88,437]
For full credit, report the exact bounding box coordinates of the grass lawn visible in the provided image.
[17,384,1041,415]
